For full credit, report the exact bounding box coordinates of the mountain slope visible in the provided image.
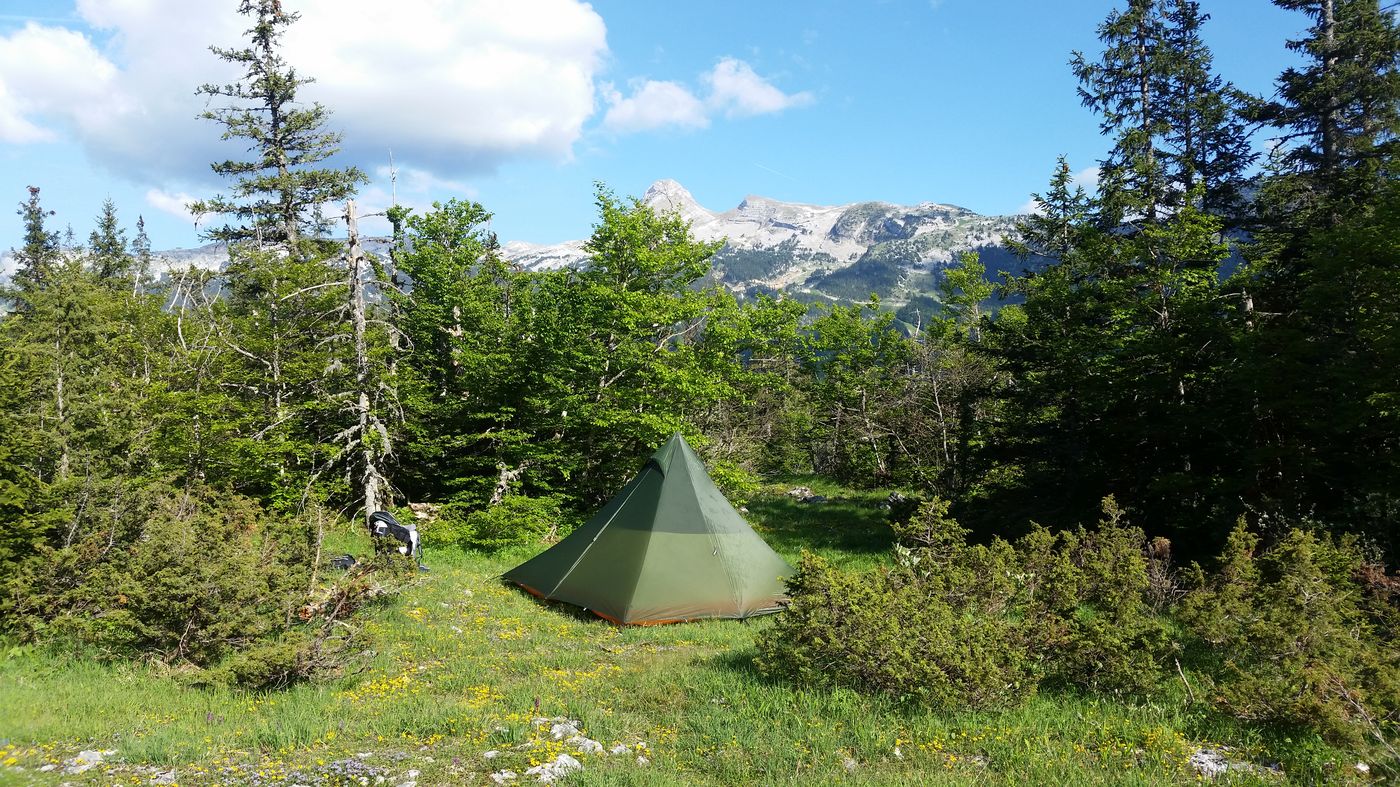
[503,179,1022,305]
[4,181,1024,307]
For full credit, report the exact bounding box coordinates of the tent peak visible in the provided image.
[648,432,694,474]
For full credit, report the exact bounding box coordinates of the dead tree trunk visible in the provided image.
[345,201,384,523]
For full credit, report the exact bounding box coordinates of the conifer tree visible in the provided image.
[1154,0,1256,222]
[131,216,153,296]
[88,198,130,283]
[190,0,365,250]
[1252,0,1400,227]
[1237,0,1400,554]
[985,1,1253,549]
[185,1,372,503]
[1010,157,1097,260]
[11,187,59,293]
[1072,0,1167,226]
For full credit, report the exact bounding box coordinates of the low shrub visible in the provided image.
[1033,498,1175,696]
[1181,522,1400,746]
[756,550,1035,710]
[4,484,309,665]
[2,484,404,688]
[425,494,570,551]
[759,496,1177,712]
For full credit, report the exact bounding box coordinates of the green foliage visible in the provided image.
[189,0,365,246]
[798,299,914,484]
[806,254,904,301]
[757,550,1035,710]
[1181,522,1400,745]
[1250,0,1400,227]
[0,350,37,573]
[465,495,569,551]
[4,485,310,666]
[87,198,131,283]
[423,495,571,552]
[765,491,1399,753]
[394,187,754,517]
[10,185,59,292]
[704,458,761,506]
[1031,498,1175,696]
[1011,157,1096,262]
[982,183,1238,551]
[1237,182,1400,557]
[205,634,312,690]
[761,497,1173,710]
[938,251,993,340]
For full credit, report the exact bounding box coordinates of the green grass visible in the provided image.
[0,485,1378,786]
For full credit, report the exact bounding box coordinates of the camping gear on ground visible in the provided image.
[368,510,424,567]
[503,433,794,625]
[328,554,357,571]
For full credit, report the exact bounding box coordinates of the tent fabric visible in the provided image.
[503,434,794,625]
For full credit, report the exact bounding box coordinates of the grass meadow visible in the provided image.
[0,481,1375,785]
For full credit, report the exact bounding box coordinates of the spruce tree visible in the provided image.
[1252,0,1400,227]
[190,0,365,251]
[1154,0,1256,222]
[1010,156,1096,261]
[1071,0,1167,227]
[88,198,131,283]
[985,1,1252,551]
[131,216,153,296]
[1238,0,1400,556]
[11,186,59,293]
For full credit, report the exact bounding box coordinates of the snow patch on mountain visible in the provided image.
[504,179,1020,303]
[3,181,1018,306]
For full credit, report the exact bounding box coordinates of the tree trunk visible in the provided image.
[1321,0,1339,181]
[346,201,382,522]
[1138,19,1158,224]
[54,343,69,481]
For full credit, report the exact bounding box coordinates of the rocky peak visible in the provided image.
[642,179,708,219]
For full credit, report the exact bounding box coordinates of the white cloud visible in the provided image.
[602,80,709,133]
[1017,166,1100,214]
[705,57,813,117]
[1,0,608,186]
[145,188,198,222]
[373,165,472,197]
[0,22,117,144]
[603,58,811,135]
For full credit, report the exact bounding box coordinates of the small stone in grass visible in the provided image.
[548,722,580,741]
[566,735,603,754]
[524,753,582,783]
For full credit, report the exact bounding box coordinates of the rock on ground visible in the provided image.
[524,754,582,783]
[63,750,116,775]
[1189,748,1283,780]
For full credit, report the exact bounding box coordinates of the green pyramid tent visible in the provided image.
[503,434,793,625]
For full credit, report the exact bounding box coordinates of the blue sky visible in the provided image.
[0,0,1305,253]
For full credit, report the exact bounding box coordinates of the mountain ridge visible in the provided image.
[3,180,1024,306]
[503,179,1021,305]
